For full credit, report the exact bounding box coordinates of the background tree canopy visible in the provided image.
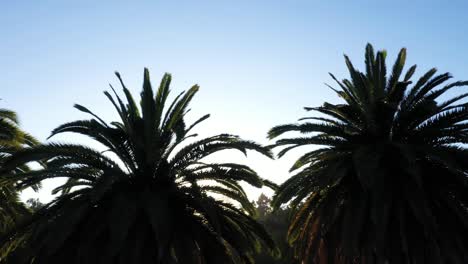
[252,194,298,264]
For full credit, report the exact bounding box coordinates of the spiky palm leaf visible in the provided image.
[1,69,277,264]
[269,44,468,264]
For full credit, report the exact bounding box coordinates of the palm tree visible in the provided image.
[0,107,37,261]
[1,69,277,264]
[268,44,468,264]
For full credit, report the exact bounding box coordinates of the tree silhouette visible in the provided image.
[1,69,276,264]
[269,44,468,263]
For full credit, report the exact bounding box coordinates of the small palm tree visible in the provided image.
[269,44,468,263]
[0,107,37,261]
[1,69,277,264]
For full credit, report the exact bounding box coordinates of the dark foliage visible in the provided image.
[1,69,276,264]
[253,194,298,264]
[269,44,468,263]
[25,198,43,212]
[0,107,38,263]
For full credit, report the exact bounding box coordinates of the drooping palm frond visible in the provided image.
[1,69,277,264]
[269,44,468,264]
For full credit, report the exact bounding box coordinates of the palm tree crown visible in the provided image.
[2,69,276,264]
[269,44,468,264]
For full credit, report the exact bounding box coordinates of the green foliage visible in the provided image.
[252,194,298,264]
[0,69,276,264]
[0,107,37,263]
[269,44,468,263]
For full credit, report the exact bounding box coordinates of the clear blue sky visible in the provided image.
[2,0,468,202]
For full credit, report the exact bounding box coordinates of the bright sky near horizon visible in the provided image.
[2,0,468,203]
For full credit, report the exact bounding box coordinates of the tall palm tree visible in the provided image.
[1,69,277,264]
[0,107,37,261]
[269,44,468,264]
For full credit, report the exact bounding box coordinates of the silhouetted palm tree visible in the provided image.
[0,107,37,261]
[1,69,277,264]
[269,44,468,264]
